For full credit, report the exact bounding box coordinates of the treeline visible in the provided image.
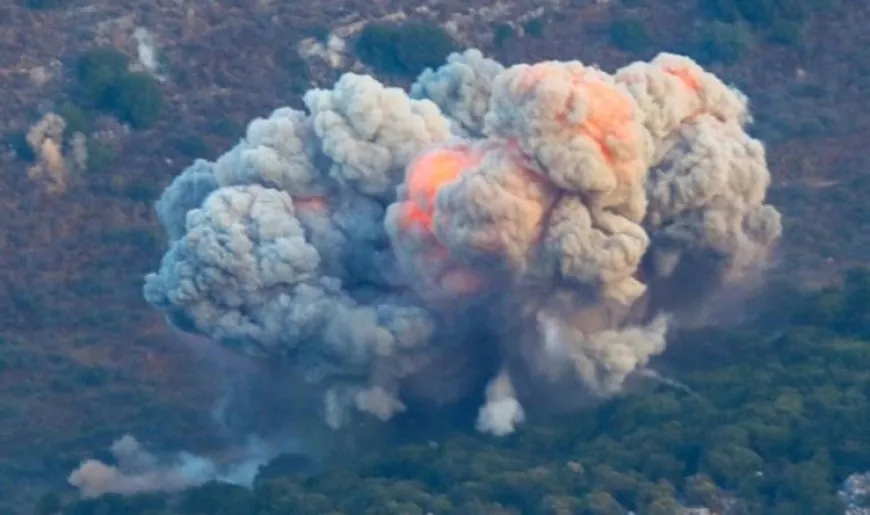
[37,269,870,514]
[694,0,838,63]
[604,0,839,66]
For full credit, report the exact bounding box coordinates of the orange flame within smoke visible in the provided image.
[397,146,485,297]
[661,63,703,94]
[293,195,330,213]
[661,62,712,124]
[516,64,646,187]
[401,147,481,232]
[616,59,709,125]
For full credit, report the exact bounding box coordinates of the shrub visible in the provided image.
[700,0,771,24]
[355,21,459,78]
[492,23,516,49]
[256,453,314,484]
[74,48,164,129]
[582,491,626,514]
[211,116,242,139]
[275,46,311,96]
[102,72,164,129]
[35,491,62,515]
[179,481,255,515]
[85,140,117,174]
[306,24,331,42]
[77,367,109,388]
[699,0,829,28]
[175,135,209,158]
[22,0,72,9]
[696,21,755,65]
[121,178,161,203]
[76,47,129,107]
[6,131,36,162]
[522,17,546,38]
[768,19,805,46]
[736,0,778,25]
[56,101,91,137]
[609,17,652,54]
[63,492,167,515]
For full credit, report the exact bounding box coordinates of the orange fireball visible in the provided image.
[391,144,487,298]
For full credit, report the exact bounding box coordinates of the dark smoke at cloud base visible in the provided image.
[70,47,783,498]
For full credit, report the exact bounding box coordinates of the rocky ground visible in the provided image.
[0,0,868,508]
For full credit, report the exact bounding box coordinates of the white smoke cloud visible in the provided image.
[133,27,159,75]
[142,48,781,441]
[476,368,526,437]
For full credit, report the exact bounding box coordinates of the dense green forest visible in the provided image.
[39,271,870,515]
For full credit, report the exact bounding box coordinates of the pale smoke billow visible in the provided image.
[142,49,781,439]
[68,435,279,498]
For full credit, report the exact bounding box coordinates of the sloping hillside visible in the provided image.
[0,0,867,507]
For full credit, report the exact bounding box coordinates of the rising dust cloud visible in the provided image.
[70,48,781,496]
[69,435,275,498]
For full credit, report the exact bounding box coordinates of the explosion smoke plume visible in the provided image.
[69,435,287,498]
[145,50,781,436]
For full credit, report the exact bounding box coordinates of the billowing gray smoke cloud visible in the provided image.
[410,49,504,137]
[144,49,781,438]
[156,159,219,242]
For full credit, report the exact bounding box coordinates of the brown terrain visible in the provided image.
[0,0,868,507]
